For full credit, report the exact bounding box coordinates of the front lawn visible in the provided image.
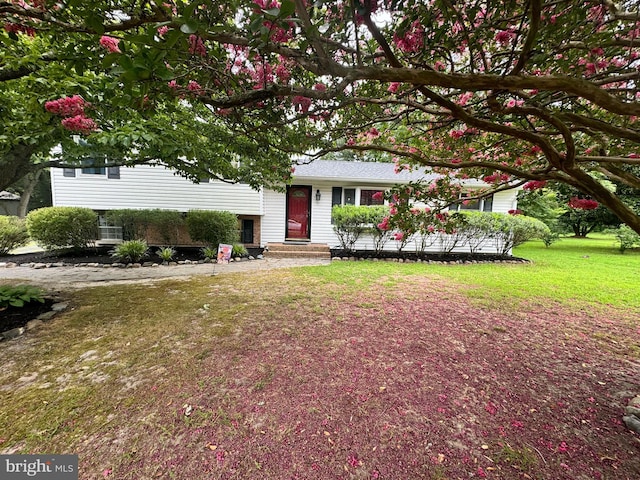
[0,236,638,479]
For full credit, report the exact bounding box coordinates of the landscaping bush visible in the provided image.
[26,206,98,250]
[146,210,184,245]
[458,211,494,253]
[186,210,238,247]
[156,246,176,262]
[106,209,148,240]
[492,213,550,255]
[0,216,30,255]
[201,246,217,261]
[332,205,374,252]
[232,243,248,257]
[0,284,44,309]
[437,213,469,253]
[106,209,184,244]
[364,206,392,253]
[111,240,149,263]
[614,225,640,253]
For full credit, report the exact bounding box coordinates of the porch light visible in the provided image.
[315,189,321,201]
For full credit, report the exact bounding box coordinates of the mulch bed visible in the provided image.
[0,246,207,266]
[0,298,55,333]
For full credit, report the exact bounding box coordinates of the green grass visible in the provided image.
[304,234,640,313]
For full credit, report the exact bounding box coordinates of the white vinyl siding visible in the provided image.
[51,164,262,215]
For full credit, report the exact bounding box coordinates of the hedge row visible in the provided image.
[0,207,239,251]
[331,205,551,255]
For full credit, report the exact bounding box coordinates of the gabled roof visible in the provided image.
[292,160,438,183]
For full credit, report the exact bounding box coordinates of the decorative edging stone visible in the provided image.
[0,298,68,342]
[0,255,262,269]
[623,395,640,435]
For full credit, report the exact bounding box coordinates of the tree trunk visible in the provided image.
[0,143,40,192]
[567,168,640,236]
[17,169,43,218]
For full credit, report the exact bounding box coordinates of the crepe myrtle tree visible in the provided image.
[0,24,295,193]
[2,0,640,233]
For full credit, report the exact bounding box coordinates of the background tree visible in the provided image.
[2,0,640,232]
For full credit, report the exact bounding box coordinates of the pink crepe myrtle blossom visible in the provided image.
[187,80,204,95]
[387,82,401,93]
[377,217,390,231]
[313,83,327,92]
[4,23,36,36]
[508,209,523,215]
[393,232,405,241]
[393,19,424,53]
[505,98,524,108]
[45,95,86,117]
[292,95,312,113]
[372,191,384,201]
[61,115,98,134]
[523,180,547,190]
[482,174,499,183]
[456,91,474,106]
[449,129,465,139]
[157,25,169,37]
[495,29,515,46]
[188,34,207,56]
[99,36,121,53]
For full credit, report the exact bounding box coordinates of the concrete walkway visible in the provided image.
[0,257,331,289]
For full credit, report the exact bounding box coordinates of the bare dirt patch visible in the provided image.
[0,269,638,480]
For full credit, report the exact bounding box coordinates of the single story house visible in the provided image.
[50,159,519,253]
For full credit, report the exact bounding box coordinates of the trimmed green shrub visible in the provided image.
[331,205,374,251]
[458,211,494,253]
[186,210,238,247]
[437,212,469,253]
[26,207,97,250]
[106,209,184,244]
[492,213,550,255]
[364,206,392,253]
[111,240,149,263]
[0,216,30,255]
[0,284,44,309]
[105,209,148,240]
[148,210,184,245]
[614,225,640,253]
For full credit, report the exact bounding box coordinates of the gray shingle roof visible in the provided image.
[292,160,438,183]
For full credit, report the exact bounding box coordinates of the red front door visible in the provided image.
[286,186,311,239]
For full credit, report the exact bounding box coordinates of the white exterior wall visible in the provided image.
[261,185,520,254]
[261,189,287,246]
[51,165,262,215]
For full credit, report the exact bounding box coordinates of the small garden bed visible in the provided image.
[1,298,55,333]
[0,246,264,267]
[330,249,529,263]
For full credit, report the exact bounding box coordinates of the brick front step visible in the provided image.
[264,243,331,259]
